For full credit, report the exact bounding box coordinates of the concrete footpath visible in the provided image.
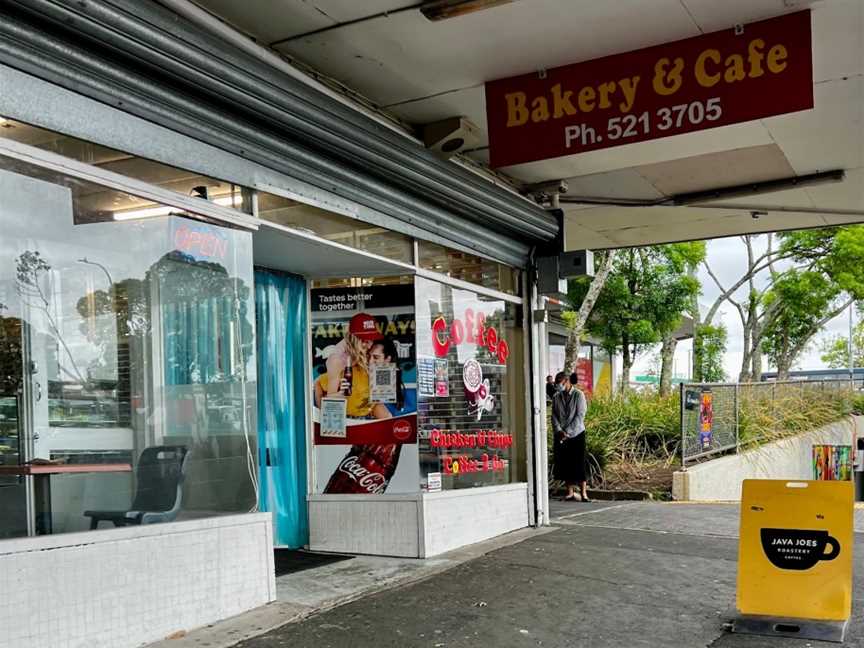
[150,502,864,648]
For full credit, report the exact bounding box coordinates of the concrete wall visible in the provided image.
[0,513,275,648]
[673,416,861,501]
[309,484,530,558]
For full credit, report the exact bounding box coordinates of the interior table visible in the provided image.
[0,463,133,535]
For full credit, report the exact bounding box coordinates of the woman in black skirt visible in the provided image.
[551,371,589,502]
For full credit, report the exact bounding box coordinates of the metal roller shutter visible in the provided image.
[0,0,557,266]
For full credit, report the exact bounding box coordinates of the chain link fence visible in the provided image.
[680,379,862,465]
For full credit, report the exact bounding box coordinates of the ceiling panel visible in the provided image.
[822,213,864,226]
[635,144,795,196]
[387,85,489,142]
[563,169,664,201]
[810,0,863,82]
[805,167,864,210]
[296,1,416,23]
[501,120,774,182]
[762,76,863,175]
[274,0,697,106]
[563,204,834,249]
[196,0,415,43]
[680,0,805,32]
[196,0,333,43]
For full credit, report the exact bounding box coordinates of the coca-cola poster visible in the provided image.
[311,284,420,494]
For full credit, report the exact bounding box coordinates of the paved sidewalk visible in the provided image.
[146,526,552,648]
[236,503,864,648]
[151,503,864,647]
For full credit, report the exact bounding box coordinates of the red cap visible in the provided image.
[349,313,383,340]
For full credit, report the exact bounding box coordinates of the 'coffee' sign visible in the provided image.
[431,309,510,365]
[485,11,813,168]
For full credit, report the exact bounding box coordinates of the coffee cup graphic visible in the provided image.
[760,528,840,570]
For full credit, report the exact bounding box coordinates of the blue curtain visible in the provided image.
[255,269,309,548]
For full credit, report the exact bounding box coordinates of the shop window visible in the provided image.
[415,276,526,490]
[0,118,253,215]
[0,154,257,540]
[311,275,414,289]
[257,192,414,264]
[418,241,521,296]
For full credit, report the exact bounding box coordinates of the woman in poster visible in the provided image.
[314,312,396,420]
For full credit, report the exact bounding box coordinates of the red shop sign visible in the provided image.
[485,11,813,168]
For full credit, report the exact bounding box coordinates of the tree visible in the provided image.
[703,226,864,381]
[702,234,793,381]
[563,250,617,374]
[657,242,705,395]
[820,310,864,369]
[759,227,864,378]
[576,245,699,393]
[693,322,728,383]
[760,270,851,379]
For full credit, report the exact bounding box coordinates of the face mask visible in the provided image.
[556,384,565,392]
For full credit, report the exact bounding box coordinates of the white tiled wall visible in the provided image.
[0,513,275,648]
[422,484,530,557]
[308,494,420,557]
[308,485,530,558]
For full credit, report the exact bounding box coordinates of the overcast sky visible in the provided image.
[628,234,854,381]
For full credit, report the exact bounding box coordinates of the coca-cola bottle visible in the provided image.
[342,364,353,396]
[324,444,403,494]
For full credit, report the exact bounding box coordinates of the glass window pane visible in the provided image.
[418,241,521,295]
[415,276,525,490]
[0,154,256,539]
[258,192,414,264]
[0,118,253,214]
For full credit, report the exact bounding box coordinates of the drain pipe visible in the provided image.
[156,0,419,142]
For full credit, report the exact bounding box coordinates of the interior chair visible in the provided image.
[85,445,189,529]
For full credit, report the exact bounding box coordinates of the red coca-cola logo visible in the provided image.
[337,456,387,494]
[392,419,412,441]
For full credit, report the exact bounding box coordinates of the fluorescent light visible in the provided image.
[213,194,242,207]
[112,193,242,221]
[420,0,514,21]
[113,204,174,221]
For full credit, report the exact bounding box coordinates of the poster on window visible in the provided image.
[576,358,593,396]
[311,284,418,494]
[415,277,517,491]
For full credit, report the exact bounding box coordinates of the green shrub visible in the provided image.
[548,383,857,491]
[852,393,864,416]
[548,389,680,486]
[584,389,680,469]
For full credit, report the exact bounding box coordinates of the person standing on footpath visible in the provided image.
[545,374,556,401]
[551,371,590,502]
